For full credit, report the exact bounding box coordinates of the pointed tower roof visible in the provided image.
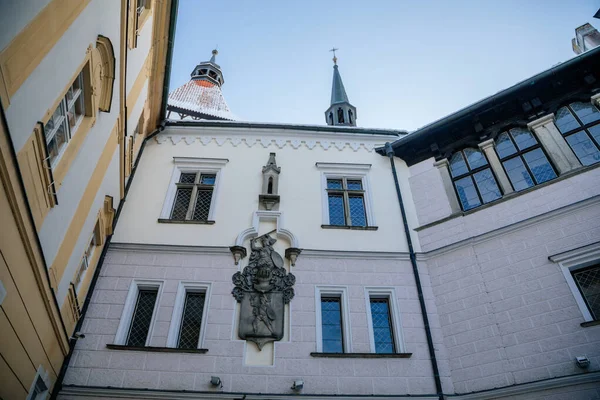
[325,49,357,127]
[167,49,236,121]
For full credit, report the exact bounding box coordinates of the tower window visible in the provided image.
[329,112,334,125]
[337,108,345,124]
[348,109,353,124]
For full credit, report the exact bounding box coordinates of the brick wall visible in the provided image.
[63,248,451,396]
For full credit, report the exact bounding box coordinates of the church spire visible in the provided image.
[325,49,357,127]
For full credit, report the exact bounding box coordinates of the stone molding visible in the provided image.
[109,242,231,254]
[235,210,299,248]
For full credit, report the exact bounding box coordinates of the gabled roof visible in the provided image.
[167,80,236,121]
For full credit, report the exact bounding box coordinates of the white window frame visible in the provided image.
[27,365,50,400]
[166,281,212,349]
[314,286,352,353]
[114,279,164,346]
[315,162,375,226]
[160,157,229,221]
[73,222,101,292]
[550,242,600,322]
[364,287,406,353]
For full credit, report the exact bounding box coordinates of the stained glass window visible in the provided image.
[370,297,395,354]
[449,148,501,211]
[326,178,367,226]
[126,289,158,347]
[495,128,556,192]
[321,297,344,353]
[170,172,216,221]
[555,103,600,166]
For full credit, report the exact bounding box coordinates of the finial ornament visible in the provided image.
[329,47,339,65]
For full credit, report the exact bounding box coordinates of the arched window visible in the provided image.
[495,127,556,191]
[555,102,600,165]
[348,109,353,124]
[449,148,501,211]
[267,177,273,194]
[329,112,334,125]
[337,108,345,124]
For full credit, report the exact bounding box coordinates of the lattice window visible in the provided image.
[170,172,216,221]
[495,127,557,191]
[449,148,502,211]
[126,289,158,347]
[326,178,367,226]
[572,264,600,320]
[555,102,600,166]
[321,296,344,353]
[177,292,206,349]
[369,297,396,354]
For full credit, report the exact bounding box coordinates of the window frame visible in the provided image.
[555,102,600,166]
[364,287,405,354]
[114,279,164,346]
[159,157,228,223]
[314,286,352,353]
[494,127,557,191]
[26,365,50,400]
[549,243,600,322]
[316,162,375,227]
[449,148,502,211]
[326,177,368,227]
[166,281,212,349]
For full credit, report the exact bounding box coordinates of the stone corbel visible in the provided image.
[591,93,600,108]
[285,248,302,267]
[229,246,247,265]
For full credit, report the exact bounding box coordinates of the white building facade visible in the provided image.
[58,47,600,399]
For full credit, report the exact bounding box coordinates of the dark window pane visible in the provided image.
[201,174,216,185]
[171,188,192,220]
[177,292,206,349]
[556,107,580,134]
[126,289,157,347]
[510,127,537,151]
[589,124,600,144]
[192,189,213,221]
[565,131,600,166]
[571,102,600,125]
[348,195,366,226]
[464,148,488,170]
[522,149,556,184]
[327,179,343,189]
[572,265,600,320]
[328,194,345,225]
[449,152,468,177]
[495,132,517,159]
[179,173,197,184]
[370,298,395,354]
[503,157,534,191]
[473,168,501,204]
[346,180,362,190]
[321,297,344,353]
[454,176,481,211]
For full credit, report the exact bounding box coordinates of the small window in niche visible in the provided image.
[268,177,273,194]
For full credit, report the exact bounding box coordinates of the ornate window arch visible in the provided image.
[92,35,115,112]
[555,102,600,166]
[449,147,501,211]
[495,127,557,191]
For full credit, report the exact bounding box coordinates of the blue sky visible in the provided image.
[168,0,600,131]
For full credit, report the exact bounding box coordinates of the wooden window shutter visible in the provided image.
[17,122,57,229]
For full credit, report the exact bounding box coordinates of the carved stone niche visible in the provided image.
[258,153,280,211]
[231,232,295,350]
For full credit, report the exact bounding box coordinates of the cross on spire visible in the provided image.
[329,47,339,64]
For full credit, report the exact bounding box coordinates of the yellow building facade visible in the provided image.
[0,0,175,397]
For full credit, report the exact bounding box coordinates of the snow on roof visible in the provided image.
[167,80,236,121]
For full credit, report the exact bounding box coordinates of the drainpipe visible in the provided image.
[385,142,444,400]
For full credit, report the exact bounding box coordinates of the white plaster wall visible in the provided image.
[126,16,153,95]
[0,0,53,50]
[112,126,410,252]
[56,149,120,304]
[409,158,453,227]
[63,246,451,395]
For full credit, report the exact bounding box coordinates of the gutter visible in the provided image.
[159,0,179,120]
[384,142,444,400]
[378,46,600,154]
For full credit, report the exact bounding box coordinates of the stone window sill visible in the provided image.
[321,225,378,231]
[580,320,600,328]
[416,161,600,232]
[157,219,215,225]
[310,352,411,358]
[106,344,208,354]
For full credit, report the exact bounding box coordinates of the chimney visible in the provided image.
[572,23,600,54]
